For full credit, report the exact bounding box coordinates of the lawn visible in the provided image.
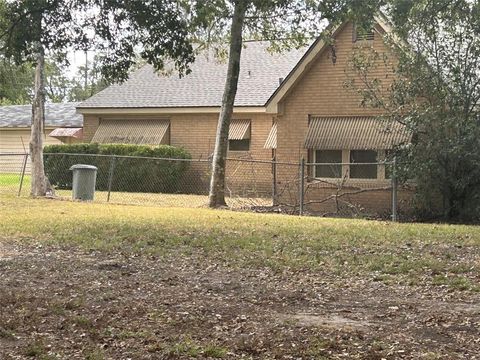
[0,173,29,187]
[0,195,479,359]
[0,173,269,208]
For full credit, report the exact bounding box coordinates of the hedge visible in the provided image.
[43,143,192,193]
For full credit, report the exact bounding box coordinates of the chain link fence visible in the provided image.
[0,153,30,196]
[0,152,410,219]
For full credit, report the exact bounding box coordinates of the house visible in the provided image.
[77,18,412,215]
[0,102,83,153]
[0,102,83,172]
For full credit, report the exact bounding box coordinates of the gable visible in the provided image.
[266,17,393,114]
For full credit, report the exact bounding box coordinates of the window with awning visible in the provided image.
[304,116,410,150]
[264,122,277,149]
[91,119,170,145]
[228,119,251,151]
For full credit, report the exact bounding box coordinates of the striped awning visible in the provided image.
[92,119,170,145]
[49,127,83,139]
[264,122,277,149]
[304,116,411,150]
[229,119,251,140]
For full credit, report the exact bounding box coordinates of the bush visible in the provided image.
[44,144,192,193]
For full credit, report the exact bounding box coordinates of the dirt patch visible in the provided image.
[0,242,479,359]
[283,313,375,330]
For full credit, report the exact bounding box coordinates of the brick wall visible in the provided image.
[82,112,276,196]
[276,22,394,163]
[275,21,413,214]
[82,112,274,160]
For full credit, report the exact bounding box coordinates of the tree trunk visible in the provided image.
[208,0,248,208]
[30,42,49,197]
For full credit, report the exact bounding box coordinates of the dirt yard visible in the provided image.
[0,196,479,359]
[1,241,479,359]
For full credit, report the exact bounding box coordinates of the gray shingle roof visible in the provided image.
[78,42,307,109]
[0,102,83,128]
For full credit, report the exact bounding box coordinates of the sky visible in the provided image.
[67,50,96,78]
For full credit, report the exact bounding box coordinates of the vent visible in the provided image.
[354,25,375,42]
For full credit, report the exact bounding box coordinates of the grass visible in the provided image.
[0,173,29,187]
[0,194,479,290]
[0,173,269,208]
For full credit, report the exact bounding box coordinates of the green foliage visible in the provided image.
[69,55,109,101]
[0,59,34,105]
[0,0,195,84]
[44,60,73,102]
[43,144,192,194]
[0,56,94,104]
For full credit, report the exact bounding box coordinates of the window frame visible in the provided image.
[311,149,390,182]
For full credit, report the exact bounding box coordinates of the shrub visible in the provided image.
[44,144,192,193]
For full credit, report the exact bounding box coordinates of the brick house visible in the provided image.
[77,18,411,215]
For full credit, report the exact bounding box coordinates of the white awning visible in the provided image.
[91,119,170,145]
[304,116,410,150]
[264,122,277,149]
[228,119,251,140]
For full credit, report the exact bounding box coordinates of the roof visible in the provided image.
[77,42,307,109]
[0,102,83,128]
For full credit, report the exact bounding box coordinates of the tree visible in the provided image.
[197,0,331,208]
[69,55,109,101]
[44,60,72,103]
[345,0,480,221]
[0,0,94,196]
[0,0,194,196]
[0,57,94,104]
[0,59,34,105]
[207,1,248,208]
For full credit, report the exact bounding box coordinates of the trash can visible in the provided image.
[69,164,98,201]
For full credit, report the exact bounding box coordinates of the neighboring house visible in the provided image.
[0,102,83,154]
[77,18,411,214]
[0,102,83,173]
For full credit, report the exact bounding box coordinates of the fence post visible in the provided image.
[391,157,398,222]
[107,155,116,202]
[18,153,29,197]
[299,157,305,216]
[272,156,277,205]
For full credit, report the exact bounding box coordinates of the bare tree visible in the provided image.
[209,1,248,207]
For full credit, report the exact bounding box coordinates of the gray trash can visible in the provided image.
[70,164,98,201]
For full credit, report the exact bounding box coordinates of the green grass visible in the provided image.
[0,173,268,208]
[0,173,29,187]
[0,194,479,290]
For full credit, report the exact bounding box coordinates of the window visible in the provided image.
[228,119,251,151]
[350,150,378,179]
[315,150,342,178]
[229,139,250,151]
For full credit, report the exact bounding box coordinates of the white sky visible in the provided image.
[66,50,96,78]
